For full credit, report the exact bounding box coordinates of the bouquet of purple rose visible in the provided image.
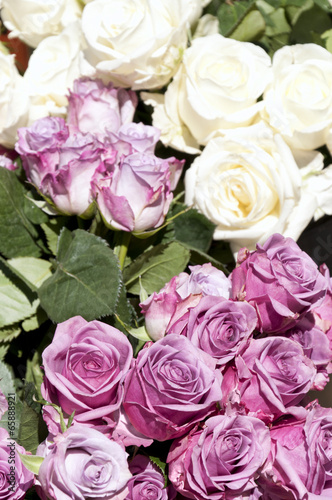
[4,231,331,500]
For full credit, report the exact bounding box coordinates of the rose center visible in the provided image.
[163,360,191,383]
[84,459,112,485]
[322,429,332,459]
[140,483,159,500]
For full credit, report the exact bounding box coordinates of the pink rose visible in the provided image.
[41,316,133,427]
[16,116,69,188]
[16,117,116,216]
[0,428,34,499]
[107,122,160,156]
[231,233,329,333]
[37,425,131,500]
[123,335,223,441]
[168,414,271,499]
[67,78,137,140]
[93,153,184,233]
[312,287,332,350]
[167,296,257,367]
[222,336,316,421]
[260,403,332,498]
[126,455,176,500]
[141,264,231,341]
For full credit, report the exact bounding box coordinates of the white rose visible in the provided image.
[81,0,193,90]
[142,34,272,152]
[262,44,332,151]
[23,23,86,122]
[0,52,29,148]
[185,122,316,254]
[0,0,82,48]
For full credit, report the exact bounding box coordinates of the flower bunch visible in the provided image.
[0,233,327,500]
[15,77,183,233]
[1,2,332,500]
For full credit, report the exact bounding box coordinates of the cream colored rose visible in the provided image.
[81,0,196,90]
[0,0,82,48]
[185,122,316,254]
[142,34,272,152]
[0,52,29,148]
[23,23,86,122]
[262,44,332,151]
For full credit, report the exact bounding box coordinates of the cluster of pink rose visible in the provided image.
[2,232,331,499]
[15,77,184,233]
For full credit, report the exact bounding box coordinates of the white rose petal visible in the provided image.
[262,44,332,151]
[185,122,316,253]
[23,22,85,121]
[81,0,193,90]
[0,0,82,48]
[0,52,29,148]
[144,34,272,152]
[192,14,219,39]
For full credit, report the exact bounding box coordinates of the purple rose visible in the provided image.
[231,233,329,334]
[94,153,184,233]
[141,264,231,341]
[16,117,69,188]
[168,414,271,499]
[126,455,176,500]
[0,428,34,499]
[16,117,113,216]
[167,296,257,367]
[222,336,316,421]
[312,287,332,350]
[41,316,133,427]
[37,425,131,500]
[260,403,332,498]
[286,314,332,390]
[123,334,223,441]
[39,134,112,216]
[67,78,137,140]
[175,263,231,299]
[108,122,160,156]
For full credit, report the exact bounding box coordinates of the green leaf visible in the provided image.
[260,6,291,37]
[18,453,44,475]
[116,285,135,324]
[123,242,190,295]
[0,269,39,328]
[6,257,52,292]
[23,194,49,225]
[0,361,23,435]
[172,205,215,253]
[0,360,16,395]
[25,353,44,402]
[149,456,167,486]
[0,169,41,258]
[313,0,332,12]
[290,4,332,43]
[38,229,122,323]
[0,325,21,343]
[230,10,266,41]
[17,402,41,454]
[22,308,48,332]
[322,28,332,52]
[41,217,69,256]
[0,345,9,360]
[218,0,256,37]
